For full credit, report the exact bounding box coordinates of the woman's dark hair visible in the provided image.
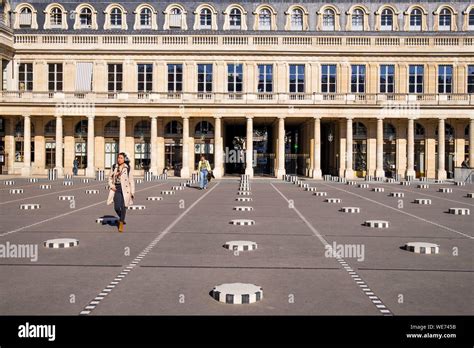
[118,152,130,165]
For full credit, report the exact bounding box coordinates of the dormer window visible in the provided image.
[381,8,393,30]
[290,8,303,30]
[170,8,182,28]
[140,8,151,28]
[410,9,422,31]
[200,8,211,29]
[230,8,241,29]
[258,9,271,30]
[19,7,32,28]
[352,9,364,31]
[323,9,335,30]
[80,8,92,28]
[110,8,122,28]
[50,7,62,27]
[439,8,452,31]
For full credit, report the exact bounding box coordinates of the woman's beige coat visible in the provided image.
[107,164,135,207]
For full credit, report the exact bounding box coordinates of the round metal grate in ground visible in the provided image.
[372,187,384,192]
[414,199,432,205]
[85,190,99,194]
[223,241,258,251]
[40,185,51,189]
[364,220,389,228]
[236,197,252,202]
[438,188,452,193]
[313,192,327,196]
[127,205,146,210]
[449,208,470,215]
[44,238,79,249]
[20,204,40,210]
[234,206,254,211]
[390,192,404,197]
[211,283,263,304]
[404,242,440,254]
[340,207,360,213]
[229,219,255,226]
[10,189,23,194]
[325,198,341,203]
[147,197,163,201]
[58,195,75,200]
[161,191,175,195]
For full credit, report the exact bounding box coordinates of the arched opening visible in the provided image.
[0,117,5,173]
[414,122,426,178]
[229,8,241,29]
[410,9,422,31]
[258,8,271,30]
[322,9,335,31]
[104,120,119,169]
[199,8,212,29]
[164,120,183,175]
[194,121,215,169]
[290,8,303,30]
[50,7,62,27]
[140,8,152,28]
[14,119,35,164]
[464,124,470,167]
[44,119,60,169]
[439,8,452,31]
[352,9,364,31]
[79,7,92,28]
[353,121,367,177]
[134,120,151,171]
[74,120,88,171]
[381,8,393,31]
[110,7,122,28]
[435,123,455,178]
[383,123,397,177]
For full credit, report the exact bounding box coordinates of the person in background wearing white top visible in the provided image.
[197,155,211,190]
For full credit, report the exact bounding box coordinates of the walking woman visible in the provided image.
[107,153,135,232]
[198,155,212,190]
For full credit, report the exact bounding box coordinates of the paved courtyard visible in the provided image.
[0,176,472,316]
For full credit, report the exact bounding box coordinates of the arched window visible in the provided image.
[323,9,335,30]
[410,9,422,31]
[199,8,212,29]
[110,7,122,27]
[435,123,455,140]
[439,8,452,31]
[381,8,393,31]
[170,8,182,28]
[134,120,151,137]
[50,7,62,27]
[195,121,214,136]
[165,120,183,136]
[80,8,92,28]
[290,8,303,30]
[353,122,367,138]
[259,9,271,30]
[104,120,119,137]
[44,119,56,136]
[19,7,32,28]
[230,8,241,29]
[383,123,397,140]
[470,9,474,30]
[74,120,88,137]
[352,9,364,31]
[140,8,151,27]
[415,123,425,138]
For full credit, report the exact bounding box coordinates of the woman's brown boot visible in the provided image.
[118,221,124,233]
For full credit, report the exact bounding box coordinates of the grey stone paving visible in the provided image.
[0,177,472,315]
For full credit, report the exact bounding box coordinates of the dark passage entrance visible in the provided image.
[321,121,337,176]
[224,122,246,175]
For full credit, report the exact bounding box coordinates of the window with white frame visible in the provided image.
[409,65,424,94]
[140,8,152,28]
[227,64,243,92]
[48,63,63,92]
[381,8,393,31]
[170,8,182,28]
[468,65,474,93]
[290,8,303,30]
[80,8,92,28]
[289,64,305,93]
[108,64,123,92]
[50,7,62,27]
[230,8,242,29]
[438,65,453,93]
[258,9,271,30]
[168,64,183,92]
[321,64,337,93]
[439,8,452,31]
[110,7,122,28]
[19,7,32,28]
[322,9,335,30]
[258,64,273,93]
[197,64,212,92]
[137,64,152,92]
[351,65,366,93]
[352,9,364,31]
[200,8,212,29]
[409,9,422,31]
[380,65,395,93]
[19,63,33,91]
[470,9,474,30]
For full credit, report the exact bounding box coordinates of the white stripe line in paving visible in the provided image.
[271,183,393,316]
[0,182,166,238]
[79,182,220,316]
[320,182,474,240]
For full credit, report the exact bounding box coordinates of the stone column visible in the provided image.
[469,118,474,168]
[180,116,190,178]
[150,115,158,174]
[55,115,64,177]
[245,116,254,177]
[344,117,354,179]
[437,118,447,180]
[21,115,31,177]
[213,116,224,178]
[276,116,286,179]
[406,117,416,179]
[85,115,95,177]
[375,117,385,178]
[312,116,322,179]
[119,115,126,153]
